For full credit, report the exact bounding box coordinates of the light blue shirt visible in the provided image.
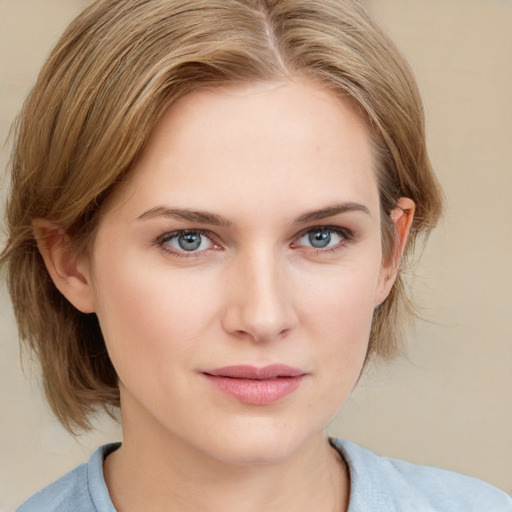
[17,439,512,511]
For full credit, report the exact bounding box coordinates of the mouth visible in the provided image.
[202,364,308,405]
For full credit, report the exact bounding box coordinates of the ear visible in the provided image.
[374,197,415,306]
[33,219,96,313]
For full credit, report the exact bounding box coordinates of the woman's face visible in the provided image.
[83,79,399,464]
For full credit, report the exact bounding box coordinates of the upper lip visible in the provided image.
[203,364,307,380]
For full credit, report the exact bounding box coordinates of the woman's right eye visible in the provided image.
[157,230,220,256]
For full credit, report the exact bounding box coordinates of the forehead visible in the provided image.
[107,79,379,223]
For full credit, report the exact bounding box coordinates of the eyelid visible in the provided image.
[157,229,209,244]
[155,225,353,258]
[291,225,353,250]
[156,229,222,257]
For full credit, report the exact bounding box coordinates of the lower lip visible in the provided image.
[203,375,305,405]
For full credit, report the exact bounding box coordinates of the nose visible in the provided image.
[221,248,297,343]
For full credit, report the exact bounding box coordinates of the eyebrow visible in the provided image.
[294,202,371,224]
[137,207,233,226]
[137,202,370,227]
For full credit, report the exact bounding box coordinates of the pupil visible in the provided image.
[178,232,201,251]
[309,230,331,248]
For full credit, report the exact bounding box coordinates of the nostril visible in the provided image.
[220,275,298,341]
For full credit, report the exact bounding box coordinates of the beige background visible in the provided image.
[1,0,511,509]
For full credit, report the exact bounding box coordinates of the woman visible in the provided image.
[2,1,510,511]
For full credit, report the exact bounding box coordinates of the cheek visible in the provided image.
[297,258,382,327]
[282,266,379,423]
[90,254,221,376]
[294,258,382,364]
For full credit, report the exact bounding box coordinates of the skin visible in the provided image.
[37,79,414,512]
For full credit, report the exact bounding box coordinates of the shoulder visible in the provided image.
[16,463,91,512]
[16,443,119,512]
[331,438,512,512]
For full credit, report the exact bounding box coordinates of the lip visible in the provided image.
[202,364,308,405]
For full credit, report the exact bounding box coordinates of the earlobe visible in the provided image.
[32,219,96,313]
[375,197,415,306]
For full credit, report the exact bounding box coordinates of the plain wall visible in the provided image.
[1,0,511,509]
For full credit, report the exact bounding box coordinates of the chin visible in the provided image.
[197,418,324,467]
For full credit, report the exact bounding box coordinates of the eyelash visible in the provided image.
[155,226,353,258]
[293,226,353,254]
[156,230,219,258]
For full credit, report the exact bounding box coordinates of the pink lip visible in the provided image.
[202,364,307,405]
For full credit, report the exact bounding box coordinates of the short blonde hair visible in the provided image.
[1,0,443,432]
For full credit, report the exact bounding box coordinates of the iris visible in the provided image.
[178,232,203,251]
[309,229,332,248]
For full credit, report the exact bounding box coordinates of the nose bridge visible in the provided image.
[222,243,296,341]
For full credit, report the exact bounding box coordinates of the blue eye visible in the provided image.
[159,230,215,254]
[177,232,203,251]
[295,227,348,250]
[308,230,333,248]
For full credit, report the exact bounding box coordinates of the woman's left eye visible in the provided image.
[157,230,217,255]
[293,227,350,251]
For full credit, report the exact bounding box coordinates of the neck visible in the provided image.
[104,398,349,512]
